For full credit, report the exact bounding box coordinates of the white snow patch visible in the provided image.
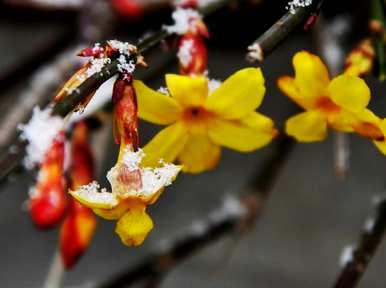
[117,55,136,74]
[339,245,354,267]
[177,39,193,67]
[247,43,263,62]
[71,181,118,206]
[164,8,203,35]
[209,194,247,223]
[86,57,111,78]
[208,78,222,94]
[107,40,136,56]
[157,86,170,96]
[18,107,64,169]
[364,218,375,232]
[286,0,312,14]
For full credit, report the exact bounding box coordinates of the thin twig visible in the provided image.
[332,198,386,288]
[247,0,325,63]
[315,15,352,179]
[96,137,295,288]
[42,249,64,288]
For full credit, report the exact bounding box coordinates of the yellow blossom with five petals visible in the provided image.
[277,51,384,143]
[70,146,181,246]
[133,68,277,174]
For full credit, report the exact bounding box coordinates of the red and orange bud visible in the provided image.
[60,121,96,269]
[69,121,94,188]
[29,132,66,229]
[60,198,96,268]
[344,39,375,77]
[112,75,139,149]
[178,34,208,76]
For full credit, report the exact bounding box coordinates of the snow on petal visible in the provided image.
[70,181,119,209]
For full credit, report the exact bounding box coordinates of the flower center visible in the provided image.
[182,106,213,123]
[316,97,340,114]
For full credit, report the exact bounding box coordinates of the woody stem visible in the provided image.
[332,199,386,288]
[247,0,325,63]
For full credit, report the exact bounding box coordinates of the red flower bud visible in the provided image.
[178,34,208,76]
[29,132,66,229]
[112,76,139,149]
[60,199,96,268]
[60,121,96,269]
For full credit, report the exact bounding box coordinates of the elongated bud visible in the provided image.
[178,34,208,76]
[112,75,139,149]
[60,121,96,269]
[29,132,66,229]
[60,199,96,268]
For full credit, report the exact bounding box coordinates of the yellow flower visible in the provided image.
[278,51,384,142]
[133,68,277,174]
[70,146,181,246]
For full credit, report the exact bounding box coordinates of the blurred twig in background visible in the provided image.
[332,198,386,288]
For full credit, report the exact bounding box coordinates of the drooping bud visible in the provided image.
[178,34,208,76]
[60,121,96,269]
[112,75,139,150]
[29,132,66,229]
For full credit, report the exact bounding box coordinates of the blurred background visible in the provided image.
[1,0,386,287]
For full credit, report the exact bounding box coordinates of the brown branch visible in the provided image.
[332,198,386,288]
[247,0,325,63]
[96,137,295,288]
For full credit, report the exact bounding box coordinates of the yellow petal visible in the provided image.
[93,198,145,220]
[293,51,330,99]
[285,111,327,142]
[142,122,188,167]
[352,109,383,141]
[205,68,266,119]
[207,112,276,152]
[373,119,386,154]
[277,76,315,110]
[165,74,208,107]
[177,133,221,173]
[115,209,154,246]
[69,186,119,210]
[134,80,181,125]
[328,110,356,133]
[328,74,370,112]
